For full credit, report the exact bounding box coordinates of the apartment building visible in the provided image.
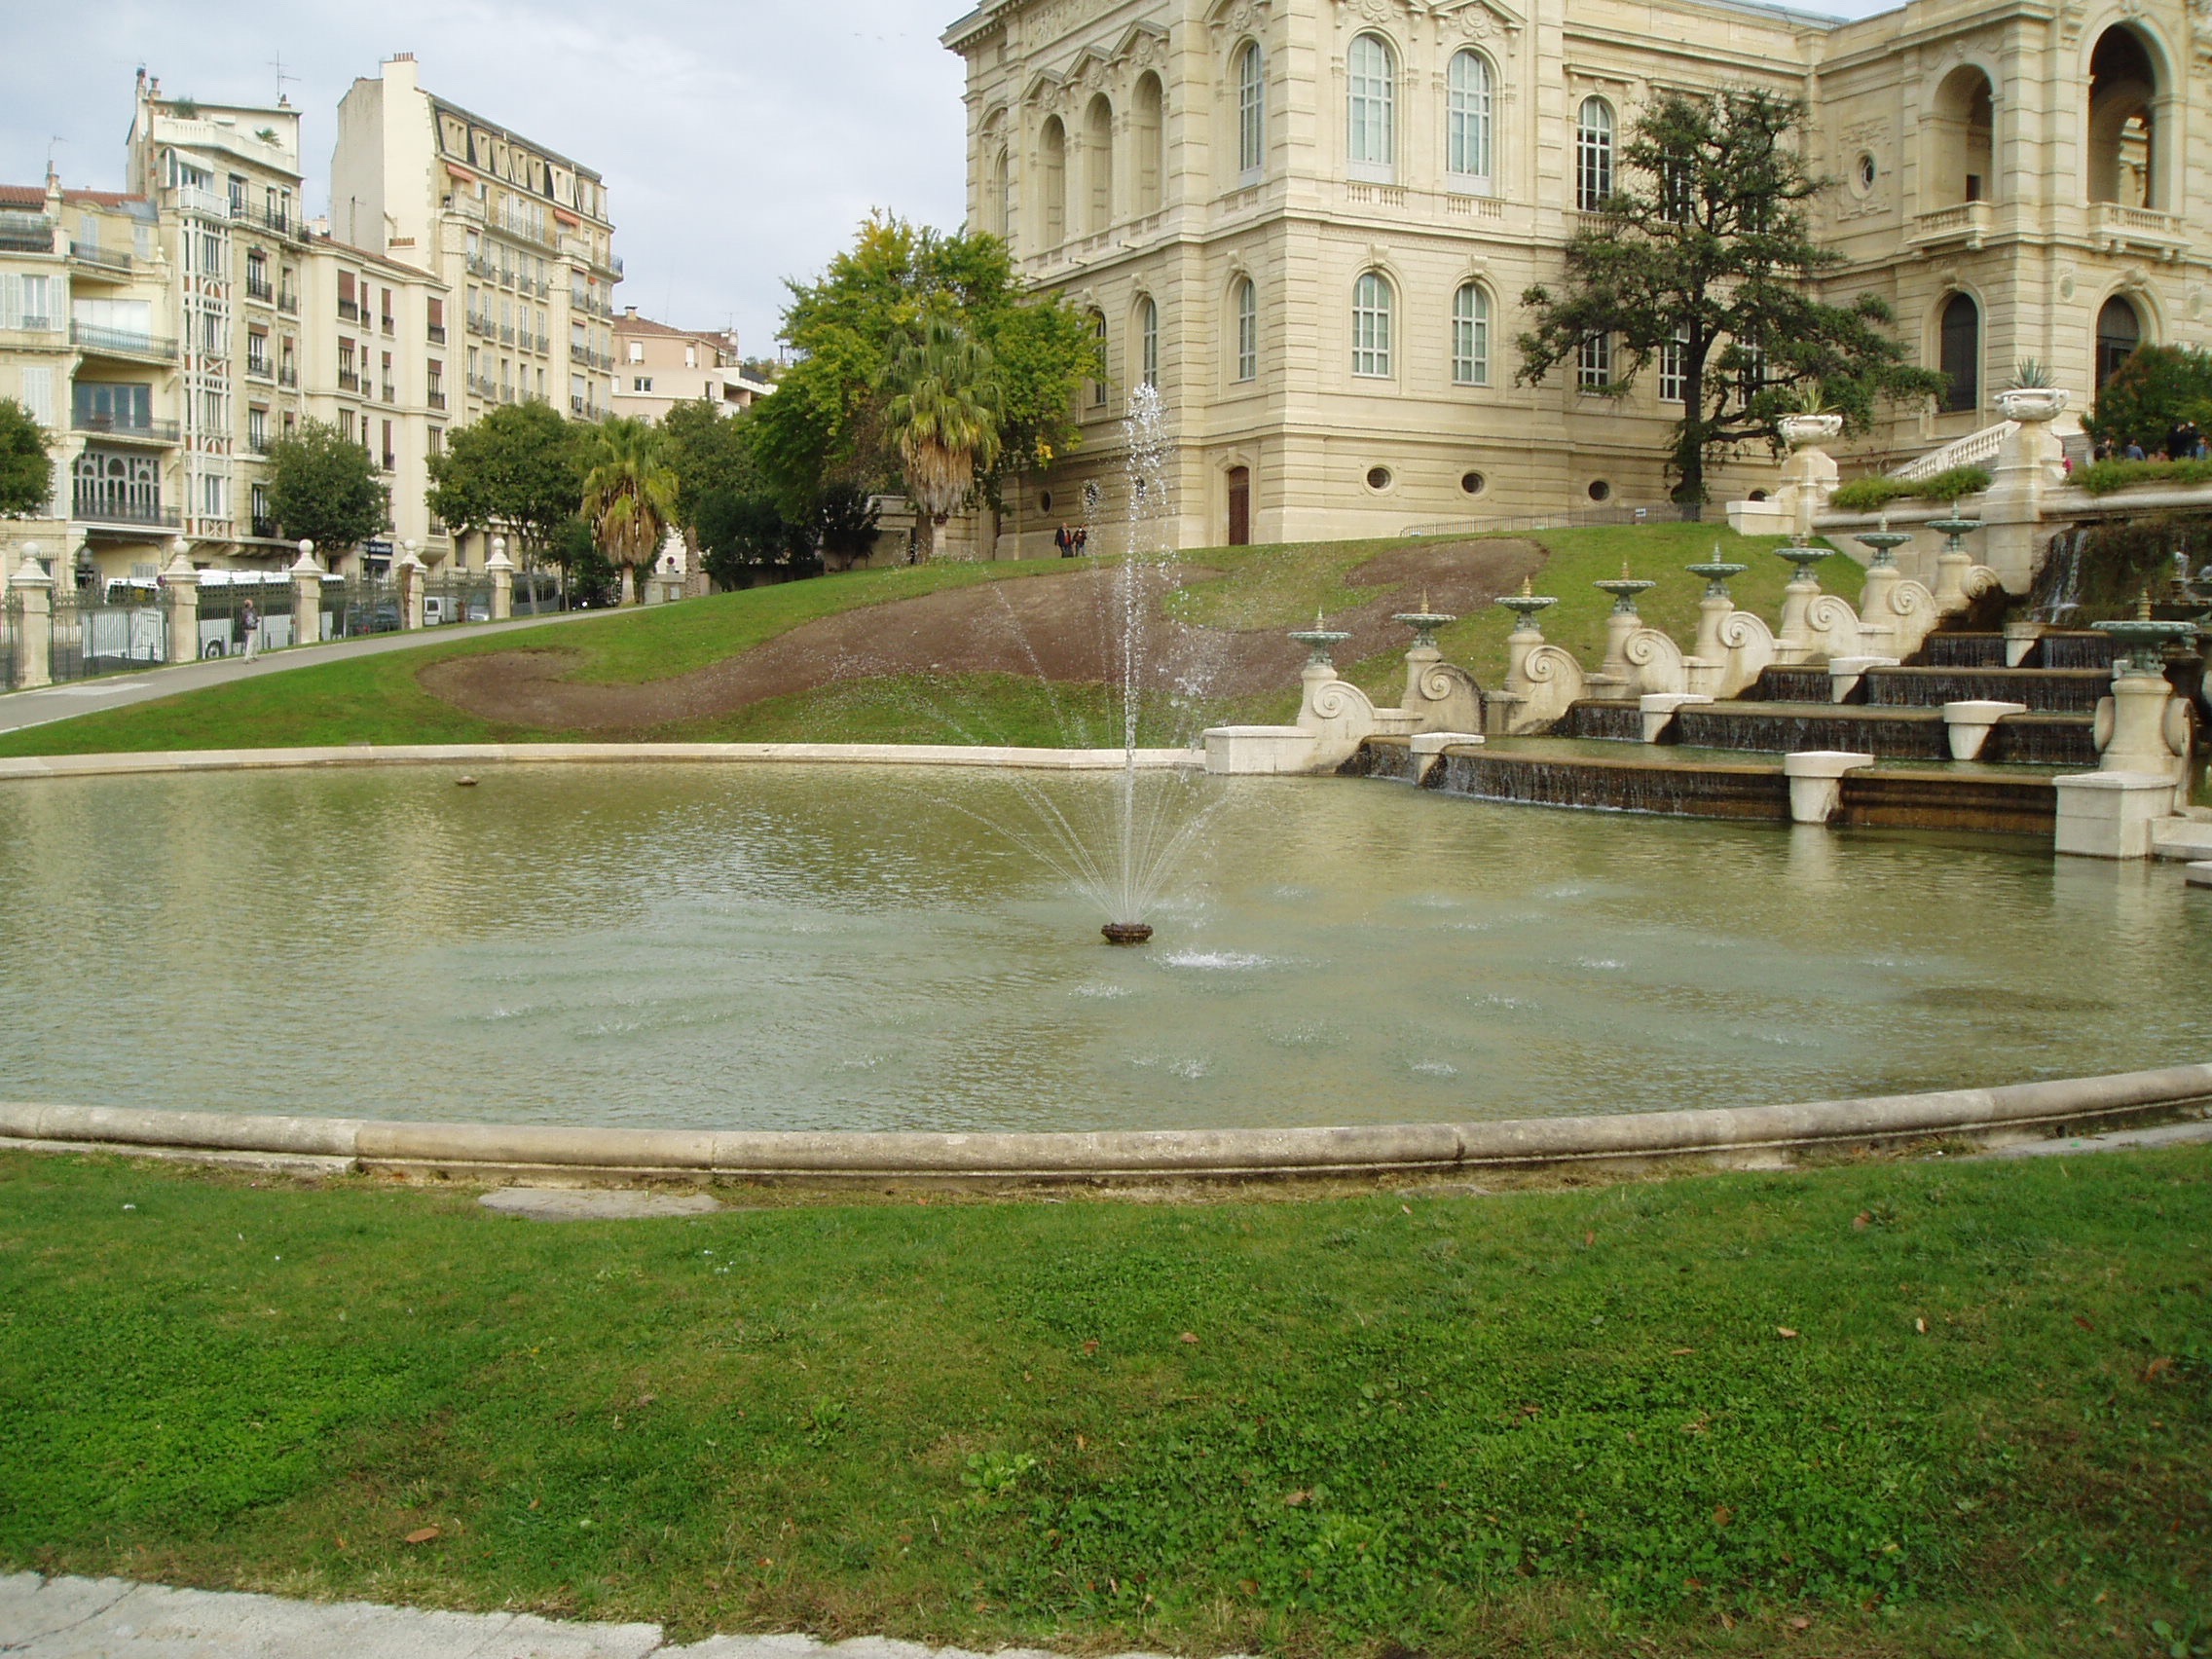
[331,53,620,563]
[609,310,770,423]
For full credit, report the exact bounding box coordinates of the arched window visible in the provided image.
[1447,51,1493,186]
[1041,116,1066,246]
[1575,97,1614,211]
[1931,67,1995,206]
[1139,297,1159,387]
[1351,272,1393,378]
[2096,295,2142,388]
[1347,33,1396,177]
[1134,74,1163,215]
[1085,94,1115,234]
[1088,311,1108,407]
[1236,42,1266,177]
[1939,292,1979,414]
[1235,277,1258,382]
[2089,27,2159,207]
[989,146,1010,239]
[1452,282,1489,387]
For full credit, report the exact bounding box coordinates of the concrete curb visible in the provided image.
[0,742,1208,783]
[5,1063,2207,1186]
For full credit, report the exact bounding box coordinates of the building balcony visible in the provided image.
[1907,201,1993,250]
[380,453,396,474]
[2086,201,2190,257]
[466,312,493,337]
[73,498,180,532]
[381,383,397,403]
[71,323,176,362]
[427,324,448,345]
[0,319,61,344]
[71,414,179,444]
[532,333,550,355]
[276,291,299,315]
[381,315,396,337]
[173,184,228,220]
[427,388,447,410]
[468,374,497,399]
[245,357,274,383]
[244,276,275,304]
[277,364,298,387]
[338,369,361,392]
[339,298,361,322]
[498,323,514,345]
[251,515,279,539]
[465,251,497,279]
[0,213,56,255]
[68,241,132,279]
[246,436,273,456]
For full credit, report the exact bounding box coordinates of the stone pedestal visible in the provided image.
[2100,668,2187,782]
[2055,772,2182,859]
[1784,751,1875,826]
[1828,655,1898,702]
[2003,621,2042,668]
[1638,692,1711,743]
[161,549,200,665]
[1201,725,1319,775]
[2185,861,2212,889]
[1595,608,1641,684]
[486,540,515,621]
[290,540,324,649]
[1977,390,2070,595]
[1776,572,1823,664]
[1943,700,2027,761]
[9,546,53,690]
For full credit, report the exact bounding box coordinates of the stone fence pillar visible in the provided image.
[161,543,200,666]
[486,537,515,621]
[290,539,324,649]
[395,551,426,631]
[10,541,54,690]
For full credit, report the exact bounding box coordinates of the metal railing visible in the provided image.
[72,497,180,529]
[381,383,397,403]
[244,275,274,302]
[427,389,448,410]
[427,324,448,345]
[276,291,299,314]
[0,213,55,254]
[339,298,361,322]
[277,364,298,387]
[72,414,179,442]
[381,315,396,336]
[338,368,360,391]
[71,323,175,359]
[245,356,274,382]
[69,241,131,274]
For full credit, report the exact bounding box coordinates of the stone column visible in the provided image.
[1776,569,1821,663]
[1979,387,2069,595]
[161,541,200,665]
[486,536,514,621]
[2099,664,2186,782]
[290,539,324,648]
[395,550,425,631]
[10,541,54,690]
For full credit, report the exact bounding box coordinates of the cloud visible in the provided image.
[0,0,969,355]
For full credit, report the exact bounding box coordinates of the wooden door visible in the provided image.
[1227,466,1250,546]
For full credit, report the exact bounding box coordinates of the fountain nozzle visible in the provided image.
[1101,922,1154,945]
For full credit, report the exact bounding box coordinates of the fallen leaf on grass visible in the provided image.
[1584,1230,1595,1247]
[1283,1490,1310,1507]
[1852,1211,1871,1230]
[404,1526,440,1545]
[1777,1327,1800,1340]
[2074,1314,2096,1332]
[2145,1355,2174,1382]
[1788,1615,1812,1631]
[1671,1347,1696,1356]
[1179,1331,1199,1345]
[1713,1505,1733,1528]
[1081,1339,1099,1355]
[1915,1317,1928,1334]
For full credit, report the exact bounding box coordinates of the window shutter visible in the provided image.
[0,275,18,332]
[18,366,54,425]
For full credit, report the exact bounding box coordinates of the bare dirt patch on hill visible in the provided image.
[417,538,1540,735]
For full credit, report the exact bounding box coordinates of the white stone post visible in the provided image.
[395,545,426,631]
[1979,388,2069,595]
[2100,664,2186,781]
[10,542,54,690]
[1685,588,1733,695]
[1942,699,2027,760]
[1775,570,1822,663]
[1776,414,1844,538]
[486,535,515,621]
[290,539,323,649]
[161,540,200,665]
[1784,750,1875,825]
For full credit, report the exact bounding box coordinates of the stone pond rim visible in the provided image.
[2,1062,2206,1187]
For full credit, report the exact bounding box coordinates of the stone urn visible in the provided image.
[1996,387,2069,424]
[1779,413,1845,449]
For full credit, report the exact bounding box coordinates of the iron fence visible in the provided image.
[52,580,170,680]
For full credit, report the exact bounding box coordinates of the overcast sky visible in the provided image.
[2,0,1903,357]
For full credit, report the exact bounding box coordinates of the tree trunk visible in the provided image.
[619,565,636,607]
[1676,353,1710,514]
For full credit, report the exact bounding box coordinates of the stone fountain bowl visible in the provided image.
[1996,387,2069,424]
[1779,412,1845,448]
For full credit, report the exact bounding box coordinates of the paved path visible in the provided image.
[0,1572,1185,1659]
[0,608,624,738]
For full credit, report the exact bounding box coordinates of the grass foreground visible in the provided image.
[0,527,1862,756]
[1,1145,2206,1657]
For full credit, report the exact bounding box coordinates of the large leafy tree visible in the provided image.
[266,419,388,553]
[580,417,680,604]
[752,215,1094,520]
[0,398,55,518]
[1516,90,1943,512]
[424,400,590,559]
[881,316,1002,564]
[2088,344,2212,452]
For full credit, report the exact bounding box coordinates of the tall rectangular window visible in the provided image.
[1347,34,1396,174]
[1658,330,1687,403]
[1452,283,1489,387]
[1235,279,1257,382]
[1351,272,1393,378]
[1577,333,1611,389]
[1237,43,1266,176]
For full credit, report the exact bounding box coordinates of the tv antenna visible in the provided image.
[269,51,299,103]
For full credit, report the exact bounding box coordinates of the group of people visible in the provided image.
[2090,420,2208,463]
[1051,524,1090,559]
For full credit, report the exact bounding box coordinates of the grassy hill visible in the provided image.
[0,526,1861,757]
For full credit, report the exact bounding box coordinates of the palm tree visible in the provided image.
[881,316,1002,563]
[580,417,679,604]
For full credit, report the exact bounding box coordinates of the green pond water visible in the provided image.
[0,762,2204,1132]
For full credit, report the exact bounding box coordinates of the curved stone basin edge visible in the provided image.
[4,1064,2207,1185]
[0,743,1210,783]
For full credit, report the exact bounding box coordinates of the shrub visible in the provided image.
[2087,344,2212,452]
[1827,465,1992,513]
[2071,458,2212,497]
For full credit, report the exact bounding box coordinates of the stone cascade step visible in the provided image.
[2036,632,2120,672]
[1429,746,1791,823]
[1836,769,2058,835]
[1748,666,1833,703]
[1673,702,1951,760]
[1861,665,2112,714]
[1549,699,1643,741]
[1916,633,2010,669]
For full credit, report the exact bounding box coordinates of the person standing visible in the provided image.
[239,596,260,661]
[1053,524,1072,558]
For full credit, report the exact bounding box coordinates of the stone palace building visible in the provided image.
[942,0,2205,552]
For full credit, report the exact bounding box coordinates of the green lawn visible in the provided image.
[1,1147,2205,1657]
[0,528,1869,757]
